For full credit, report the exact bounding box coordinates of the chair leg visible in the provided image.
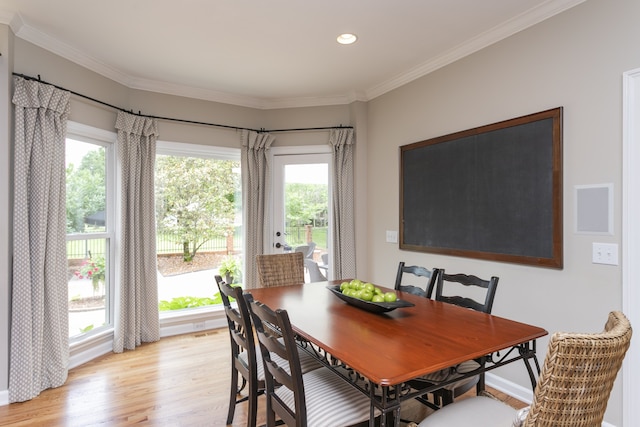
[265,394,277,427]
[226,367,239,425]
[439,389,454,406]
[247,378,258,427]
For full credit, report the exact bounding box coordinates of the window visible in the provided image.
[66,123,116,340]
[155,142,241,314]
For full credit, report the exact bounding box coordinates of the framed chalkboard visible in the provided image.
[400,107,563,268]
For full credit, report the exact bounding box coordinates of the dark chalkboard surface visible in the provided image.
[400,108,563,268]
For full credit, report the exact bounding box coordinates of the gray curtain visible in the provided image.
[329,128,356,279]
[10,76,70,402]
[113,111,160,352]
[241,130,275,290]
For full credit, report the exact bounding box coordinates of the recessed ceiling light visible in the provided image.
[337,33,357,45]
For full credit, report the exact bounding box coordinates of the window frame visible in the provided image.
[155,140,241,320]
[66,121,117,343]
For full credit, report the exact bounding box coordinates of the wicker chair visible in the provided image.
[256,252,305,288]
[411,310,633,427]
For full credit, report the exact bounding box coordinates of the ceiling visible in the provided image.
[0,0,585,109]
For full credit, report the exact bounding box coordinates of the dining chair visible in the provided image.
[412,270,499,406]
[394,261,440,297]
[410,310,632,427]
[256,252,305,288]
[216,274,263,427]
[304,258,327,282]
[215,275,320,427]
[245,293,380,427]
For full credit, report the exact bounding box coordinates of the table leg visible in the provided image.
[373,384,403,427]
[519,341,541,390]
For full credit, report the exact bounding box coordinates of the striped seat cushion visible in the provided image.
[238,344,321,380]
[275,367,379,427]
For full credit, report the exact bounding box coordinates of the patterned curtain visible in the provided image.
[329,128,356,279]
[113,111,160,352]
[241,130,275,290]
[10,77,70,402]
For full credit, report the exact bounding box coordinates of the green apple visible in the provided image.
[360,290,374,301]
[383,292,397,302]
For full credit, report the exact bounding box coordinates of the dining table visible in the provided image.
[247,279,548,426]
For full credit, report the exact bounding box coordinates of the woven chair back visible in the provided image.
[524,311,632,426]
[256,252,305,288]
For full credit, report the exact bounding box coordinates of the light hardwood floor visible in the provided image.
[0,329,527,426]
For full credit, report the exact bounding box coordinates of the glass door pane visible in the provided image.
[272,154,331,279]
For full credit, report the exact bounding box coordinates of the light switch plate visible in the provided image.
[386,230,398,243]
[592,243,619,265]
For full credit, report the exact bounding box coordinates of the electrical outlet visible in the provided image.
[386,230,398,243]
[592,243,619,265]
[193,321,206,330]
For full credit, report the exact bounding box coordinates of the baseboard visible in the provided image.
[69,329,114,369]
[160,317,226,338]
[0,389,8,406]
[486,373,616,427]
[485,372,534,404]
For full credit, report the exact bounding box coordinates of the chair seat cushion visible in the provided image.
[420,359,481,390]
[417,395,517,427]
[239,344,320,380]
[275,367,379,427]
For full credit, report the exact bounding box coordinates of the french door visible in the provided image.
[270,150,332,278]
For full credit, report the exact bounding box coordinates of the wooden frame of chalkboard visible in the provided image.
[400,107,563,268]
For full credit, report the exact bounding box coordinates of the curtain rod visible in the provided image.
[12,72,353,134]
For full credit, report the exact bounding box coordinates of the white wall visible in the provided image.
[365,1,640,425]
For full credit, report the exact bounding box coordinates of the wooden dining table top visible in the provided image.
[247,280,548,387]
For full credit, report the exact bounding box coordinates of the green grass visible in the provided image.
[158,284,242,311]
[158,295,222,311]
[285,226,328,249]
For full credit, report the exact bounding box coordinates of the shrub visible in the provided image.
[74,256,106,292]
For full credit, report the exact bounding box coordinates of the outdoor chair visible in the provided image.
[256,252,305,288]
[394,261,439,297]
[215,275,319,427]
[306,241,317,258]
[304,258,327,282]
[411,310,632,427]
[409,270,499,407]
[245,293,380,427]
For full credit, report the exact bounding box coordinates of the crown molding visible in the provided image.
[8,11,132,86]
[2,0,586,109]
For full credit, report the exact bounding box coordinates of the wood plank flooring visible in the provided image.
[0,329,527,426]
